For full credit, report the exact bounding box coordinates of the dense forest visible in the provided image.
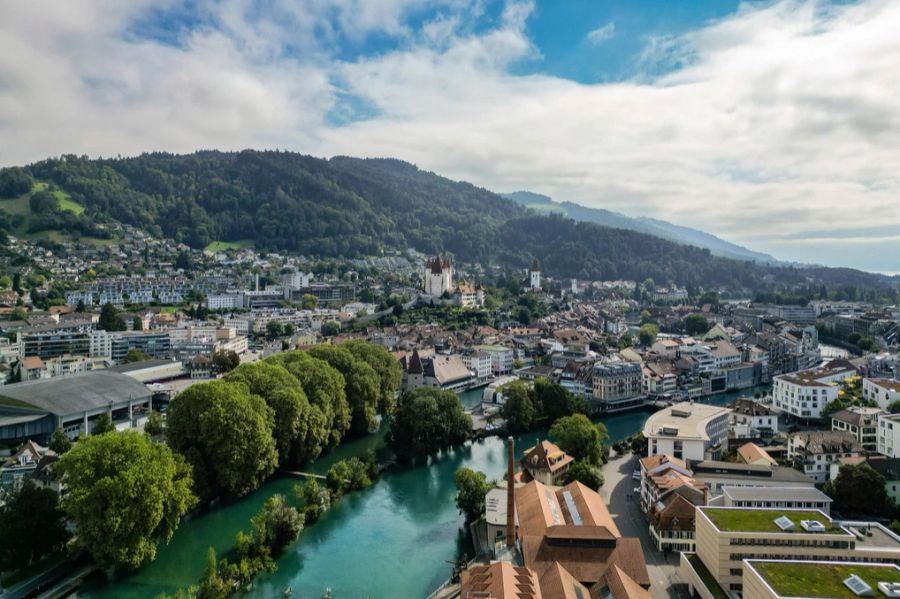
[3,150,898,294]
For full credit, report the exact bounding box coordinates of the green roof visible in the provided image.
[751,561,900,599]
[702,508,842,533]
[688,554,727,599]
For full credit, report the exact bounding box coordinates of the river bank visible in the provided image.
[75,384,768,599]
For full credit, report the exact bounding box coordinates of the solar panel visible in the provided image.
[563,490,583,526]
[774,515,795,531]
[844,574,874,597]
[545,489,562,525]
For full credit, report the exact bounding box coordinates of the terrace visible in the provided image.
[749,560,900,599]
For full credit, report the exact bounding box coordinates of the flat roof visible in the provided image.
[0,371,151,416]
[700,507,843,534]
[722,486,832,503]
[107,359,180,373]
[747,560,900,599]
[643,402,731,441]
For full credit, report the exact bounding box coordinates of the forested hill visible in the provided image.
[6,150,898,294]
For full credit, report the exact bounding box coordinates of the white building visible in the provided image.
[863,378,900,410]
[772,361,856,419]
[423,256,453,296]
[529,259,540,290]
[462,350,492,381]
[787,430,863,483]
[472,344,514,375]
[878,413,900,457]
[713,485,832,515]
[643,401,732,462]
[206,293,243,310]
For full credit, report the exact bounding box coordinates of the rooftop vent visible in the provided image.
[660,426,679,436]
[878,582,900,598]
[774,516,795,531]
[671,408,692,418]
[844,574,875,597]
[801,520,826,532]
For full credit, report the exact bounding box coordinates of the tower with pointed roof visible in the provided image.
[424,256,453,296]
[530,258,541,290]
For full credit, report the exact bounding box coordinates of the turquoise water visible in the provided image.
[76,385,767,598]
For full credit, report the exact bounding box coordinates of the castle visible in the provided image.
[423,256,453,296]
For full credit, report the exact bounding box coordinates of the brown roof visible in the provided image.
[652,493,698,533]
[461,561,542,599]
[21,356,44,370]
[539,561,591,599]
[639,454,688,473]
[521,536,649,589]
[738,442,777,466]
[599,564,652,599]
[523,441,575,475]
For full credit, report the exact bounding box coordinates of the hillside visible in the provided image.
[503,191,777,263]
[0,151,895,294]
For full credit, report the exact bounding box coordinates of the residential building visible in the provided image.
[729,399,780,437]
[879,413,900,457]
[639,457,708,553]
[863,378,900,411]
[462,349,492,381]
[714,486,832,515]
[473,344,515,375]
[520,440,573,486]
[592,362,643,408]
[639,454,693,513]
[788,431,863,483]
[643,402,731,462]
[681,506,900,594]
[737,443,777,467]
[832,407,883,452]
[773,361,857,419]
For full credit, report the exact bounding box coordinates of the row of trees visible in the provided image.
[500,378,587,434]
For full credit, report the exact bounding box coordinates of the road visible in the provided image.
[601,451,692,599]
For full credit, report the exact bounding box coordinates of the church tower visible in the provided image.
[424,256,453,296]
[529,259,541,290]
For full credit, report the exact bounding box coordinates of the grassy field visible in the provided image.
[752,561,900,599]
[32,181,84,215]
[205,239,253,252]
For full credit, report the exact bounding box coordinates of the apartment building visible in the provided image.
[643,402,731,462]
[832,407,883,452]
[592,362,643,407]
[472,344,514,375]
[773,361,857,418]
[788,431,863,483]
[879,413,900,458]
[864,378,900,411]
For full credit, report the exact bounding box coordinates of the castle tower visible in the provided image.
[424,256,453,296]
[529,259,540,290]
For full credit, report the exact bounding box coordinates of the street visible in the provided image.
[601,451,692,599]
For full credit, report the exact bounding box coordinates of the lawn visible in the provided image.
[205,239,253,252]
[31,181,84,215]
[688,554,728,599]
[702,508,836,533]
[752,561,900,599]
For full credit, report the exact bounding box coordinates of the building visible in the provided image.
[773,361,857,419]
[737,442,778,467]
[462,349,492,381]
[460,561,542,599]
[638,456,708,553]
[520,440,573,486]
[592,362,643,408]
[691,459,816,496]
[832,407,883,452]
[681,506,900,595]
[422,354,473,392]
[864,378,900,411]
[0,370,153,443]
[729,398,780,437]
[530,259,540,290]
[643,402,731,462]
[19,327,91,360]
[788,431,863,483]
[473,345,515,375]
[714,486,832,515]
[742,560,900,599]
[879,413,900,457]
[423,256,453,296]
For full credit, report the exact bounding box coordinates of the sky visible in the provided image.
[1,0,899,273]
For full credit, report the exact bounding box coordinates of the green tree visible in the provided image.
[99,302,127,331]
[454,468,493,522]
[321,320,341,337]
[57,431,196,568]
[639,309,653,325]
[295,478,331,524]
[563,460,604,490]
[145,410,164,436]
[211,350,240,374]
[251,494,303,557]
[49,427,72,453]
[824,463,889,517]
[198,547,229,599]
[501,381,535,433]
[532,377,584,422]
[29,190,58,213]
[309,345,380,437]
[265,321,283,340]
[683,314,710,336]
[618,334,633,349]
[300,294,318,310]
[889,400,900,415]
[387,387,471,461]
[75,299,86,313]
[0,167,33,197]
[123,347,151,363]
[342,340,403,415]
[0,481,70,571]
[550,414,607,466]
[638,323,659,346]
[92,412,115,434]
[166,380,278,499]
[225,362,310,463]
[132,316,143,331]
[516,306,532,325]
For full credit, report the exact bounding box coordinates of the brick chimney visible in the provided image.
[506,436,516,547]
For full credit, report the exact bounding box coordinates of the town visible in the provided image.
[1,226,900,599]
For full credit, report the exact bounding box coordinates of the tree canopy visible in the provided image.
[0,481,69,571]
[549,414,608,466]
[308,344,380,437]
[388,387,471,461]
[824,463,890,517]
[454,467,493,523]
[57,431,196,568]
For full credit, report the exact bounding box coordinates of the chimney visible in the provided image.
[506,436,516,547]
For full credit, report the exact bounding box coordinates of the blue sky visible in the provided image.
[1,0,899,273]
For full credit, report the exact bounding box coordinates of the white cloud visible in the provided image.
[0,0,899,270]
[586,22,615,44]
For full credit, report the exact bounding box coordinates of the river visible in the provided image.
[75,384,769,599]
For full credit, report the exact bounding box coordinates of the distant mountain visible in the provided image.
[1,151,895,295]
[503,191,778,264]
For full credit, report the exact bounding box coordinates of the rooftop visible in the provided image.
[747,560,900,599]
[643,401,731,441]
[700,507,842,534]
[721,486,832,504]
[0,370,152,416]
